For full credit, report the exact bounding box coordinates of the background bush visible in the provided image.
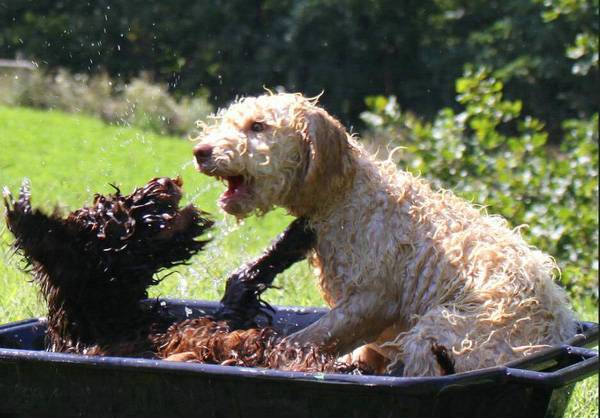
[361,67,598,298]
[1,0,597,137]
[0,68,212,135]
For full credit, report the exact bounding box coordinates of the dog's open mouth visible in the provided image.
[222,175,245,199]
[218,175,252,212]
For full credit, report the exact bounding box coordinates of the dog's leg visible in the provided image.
[383,306,526,376]
[3,180,88,288]
[284,290,397,355]
[386,317,462,376]
[216,217,315,329]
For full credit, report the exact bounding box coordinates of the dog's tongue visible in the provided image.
[224,175,244,197]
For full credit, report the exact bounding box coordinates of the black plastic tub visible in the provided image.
[0,298,597,418]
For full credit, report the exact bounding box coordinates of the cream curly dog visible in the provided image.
[193,93,576,376]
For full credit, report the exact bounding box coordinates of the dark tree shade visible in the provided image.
[0,0,597,136]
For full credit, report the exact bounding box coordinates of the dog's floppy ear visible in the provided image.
[301,107,350,186]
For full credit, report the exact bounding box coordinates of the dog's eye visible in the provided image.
[250,122,265,133]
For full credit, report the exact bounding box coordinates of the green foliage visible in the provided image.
[566,33,599,75]
[361,68,598,299]
[541,0,599,75]
[428,0,598,137]
[1,0,596,135]
[0,68,212,135]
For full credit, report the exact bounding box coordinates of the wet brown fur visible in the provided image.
[157,317,367,373]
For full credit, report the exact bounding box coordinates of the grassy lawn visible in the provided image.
[0,106,597,417]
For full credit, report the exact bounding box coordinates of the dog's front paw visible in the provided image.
[215,273,274,329]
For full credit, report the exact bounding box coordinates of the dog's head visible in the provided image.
[193,93,355,218]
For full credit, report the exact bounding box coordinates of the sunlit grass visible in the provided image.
[0,106,596,416]
[565,296,599,418]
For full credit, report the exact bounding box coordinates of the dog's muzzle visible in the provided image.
[193,143,214,172]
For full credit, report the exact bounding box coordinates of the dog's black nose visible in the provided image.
[194,144,213,164]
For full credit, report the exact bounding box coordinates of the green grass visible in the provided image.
[0,106,597,417]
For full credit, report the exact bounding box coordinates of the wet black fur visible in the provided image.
[216,217,315,329]
[4,177,212,354]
